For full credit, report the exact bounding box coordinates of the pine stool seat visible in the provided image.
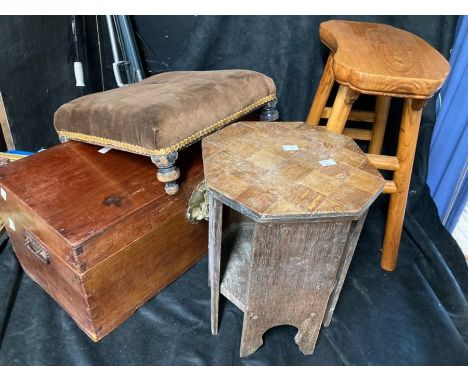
[307,20,450,271]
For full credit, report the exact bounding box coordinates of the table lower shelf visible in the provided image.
[219,222,254,312]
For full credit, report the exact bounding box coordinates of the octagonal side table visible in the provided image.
[203,121,385,357]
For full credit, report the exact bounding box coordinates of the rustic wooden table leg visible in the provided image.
[323,210,368,327]
[306,54,335,126]
[368,96,391,155]
[208,193,223,335]
[381,98,424,271]
[326,85,360,134]
[239,220,350,357]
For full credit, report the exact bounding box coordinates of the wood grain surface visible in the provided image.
[204,122,384,357]
[381,98,425,270]
[213,219,352,357]
[319,20,450,98]
[0,141,203,269]
[0,92,15,150]
[322,210,368,327]
[0,141,208,340]
[203,122,385,221]
[208,194,223,335]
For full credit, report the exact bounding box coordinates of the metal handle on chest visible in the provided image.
[23,230,50,265]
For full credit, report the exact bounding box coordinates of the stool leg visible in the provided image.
[326,85,360,134]
[240,314,265,358]
[323,211,368,327]
[306,54,335,126]
[208,194,223,335]
[151,152,180,195]
[294,317,323,355]
[260,99,279,121]
[381,98,425,271]
[368,96,391,154]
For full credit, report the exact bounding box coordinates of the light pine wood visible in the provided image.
[319,20,450,98]
[366,153,400,171]
[208,193,223,335]
[343,127,372,141]
[322,107,376,123]
[203,121,384,357]
[369,96,391,154]
[306,55,335,126]
[383,180,398,194]
[381,99,425,270]
[0,92,15,150]
[307,20,450,271]
[0,152,27,235]
[326,85,359,134]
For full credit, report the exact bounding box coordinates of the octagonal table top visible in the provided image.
[202,122,385,222]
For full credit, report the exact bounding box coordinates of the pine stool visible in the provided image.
[306,20,450,271]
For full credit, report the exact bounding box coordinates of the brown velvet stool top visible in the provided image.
[55,70,276,156]
[54,69,277,194]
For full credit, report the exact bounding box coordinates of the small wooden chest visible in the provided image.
[0,141,207,341]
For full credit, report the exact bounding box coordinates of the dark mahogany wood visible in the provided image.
[0,141,207,341]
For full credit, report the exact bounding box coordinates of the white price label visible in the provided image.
[98,147,112,154]
[8,217,15,231]
[282,144,300,152]
[319,159,337,167]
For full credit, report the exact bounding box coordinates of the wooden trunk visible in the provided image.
[0,141,207,341]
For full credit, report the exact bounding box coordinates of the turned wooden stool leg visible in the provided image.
[381,98,425,271]
[326,85,360,134]
[368,96,391,154]
[306,55,335,126]
[151,152,180,195]
[260,98,279,121]
[208,194,223,335]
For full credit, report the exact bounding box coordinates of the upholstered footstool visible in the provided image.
[54,70,278,194]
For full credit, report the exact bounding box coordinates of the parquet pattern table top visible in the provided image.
[203,122,385,221]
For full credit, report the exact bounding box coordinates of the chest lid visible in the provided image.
[0,141,201,271]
